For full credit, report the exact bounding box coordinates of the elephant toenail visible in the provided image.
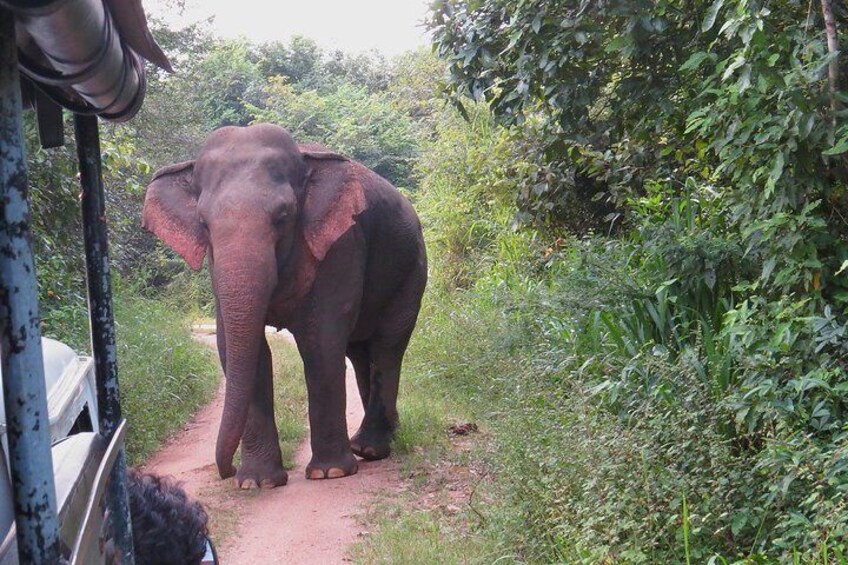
[240,478,258,489]
[363,447,376,457]
[260,479,278,489]
[327,467,346,479]
[307,468,326,480]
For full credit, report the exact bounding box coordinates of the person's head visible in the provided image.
[126,469,210,565]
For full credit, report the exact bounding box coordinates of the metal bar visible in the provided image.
[74,114,122,438]
[0,11,63,564]
[71,419,127,562]
[74,113,135,565]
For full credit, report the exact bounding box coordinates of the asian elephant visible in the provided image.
[142,123,427,488]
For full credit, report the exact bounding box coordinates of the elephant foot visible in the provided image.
[235,463,288,489]
[305,451,358,480]
[350,429,392,461]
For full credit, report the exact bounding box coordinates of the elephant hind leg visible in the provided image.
[350,334,410,461]
[351,267,425,460]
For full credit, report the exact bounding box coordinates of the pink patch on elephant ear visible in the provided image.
[142,161,208,270]
[300,149,366,262]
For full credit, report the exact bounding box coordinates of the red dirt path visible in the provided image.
[142,331,399,564]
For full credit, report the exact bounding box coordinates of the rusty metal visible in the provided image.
[0,10,62,564]
[75,113,135,564]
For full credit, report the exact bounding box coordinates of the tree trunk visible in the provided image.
[821,0,840,120]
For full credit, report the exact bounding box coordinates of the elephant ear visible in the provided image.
[142,161,207,270]
[300,146,367,261]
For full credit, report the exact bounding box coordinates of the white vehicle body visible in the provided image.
[0,337,108,564]
[0,337,99,457]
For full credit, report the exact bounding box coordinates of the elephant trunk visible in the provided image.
[212,253,277,479]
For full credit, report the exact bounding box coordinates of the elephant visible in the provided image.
[142,123,427,488]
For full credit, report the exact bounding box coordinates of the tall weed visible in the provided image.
[112,281,219,463]
[42,276,220,464]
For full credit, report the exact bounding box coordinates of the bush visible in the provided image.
[112,281,219,463]
[395,250,845,562]
[39,274,219,464]
[251,79,420,188]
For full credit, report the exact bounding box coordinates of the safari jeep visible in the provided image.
[1,0,218,561]
[0,338,129,564]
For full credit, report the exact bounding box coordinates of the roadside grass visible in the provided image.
[353,506,487,565]
[113,290,220,465]
[354,263,848,564]
[351,290,511,564]
[39,274,221,465]
[352,281,728,564]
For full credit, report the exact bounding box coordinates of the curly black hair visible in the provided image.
[126,469,210,565]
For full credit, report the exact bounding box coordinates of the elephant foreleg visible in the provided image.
[235,337,287,489]
[300,338,358,480]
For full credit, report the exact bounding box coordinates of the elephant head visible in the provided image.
[142,123,366,479]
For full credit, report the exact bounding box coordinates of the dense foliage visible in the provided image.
[129,31,417,186]
[417,0,848,562]
[22,2,848,562]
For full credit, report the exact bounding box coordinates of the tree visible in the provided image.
[431,0,848,298]
[253,78,420,188]
[323,49,390,93]
[194,39,263,128]
[387,48,445,123]
[253,36,325,88]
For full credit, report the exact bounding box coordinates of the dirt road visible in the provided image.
[143,331,399,564]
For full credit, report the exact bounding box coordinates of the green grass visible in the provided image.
[38,275,221,465]
[352,507,487,565]
[113,291,220,464]
[350,291,501,564]
[354,265,848,565]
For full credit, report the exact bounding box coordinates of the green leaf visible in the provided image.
[702,0,725,32]
[765,152,785,196]
[823,138,848,156]
[731,513,747,536]
[452,98,470,122]
[680,52,711,71]
[532,13,542,34]
[737,64,752,92]
[761,257,777,282]
[721,55,746,81]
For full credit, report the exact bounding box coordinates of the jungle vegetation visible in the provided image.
[27,1,848,562]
